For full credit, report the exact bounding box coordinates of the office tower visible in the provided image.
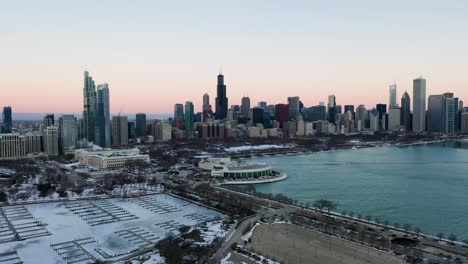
[152,121,172,141]
[1,107,12,133]
[356,105,367,127]
[215,73,228,120]
[388,106,401,130]
[344,105,355,119]
[412,78,426,132]
[44,114,55,127]
[400,92,411,130]
[0,134,25,159]
[427,95,444,132]
[112,116,129,146]
[252,108,264,125]
[59,115,77,154]
[334,105,342,120]
[275,104,289,127]
[389,84,398,107]
[95,84,111,147]
[376,104,387,120]
[83,71,97,142]
[461,112,468,133]
[128,122,136,140]
[135,113,146,138]
[174,104,184,120]
[241,97,251,118]
[288,96,300,121]
[258,101,267,109]
[443,93,458,134]
[263,111,272,129]
[327,95,336,123]
[202,93,213,119]
[43,126,59,156]
[184,101,195,138]
[459,100,464,111]
[369,109,380,131]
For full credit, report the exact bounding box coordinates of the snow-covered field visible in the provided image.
[224,144,294,153]
[0,194,226,263]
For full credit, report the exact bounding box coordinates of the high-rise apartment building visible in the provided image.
[59,115,77,154]
[95,84,111,147]
[83,71,97,142]
[43,126,59,156]
[112,116,129,146]
[412,78,426,132]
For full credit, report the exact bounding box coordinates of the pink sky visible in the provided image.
[1,1,467,114]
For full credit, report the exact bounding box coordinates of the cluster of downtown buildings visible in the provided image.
[1,72,468,160]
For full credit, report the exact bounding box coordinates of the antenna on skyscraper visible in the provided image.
[219,65,222,75]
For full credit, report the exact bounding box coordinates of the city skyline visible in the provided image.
[2,1,468,114]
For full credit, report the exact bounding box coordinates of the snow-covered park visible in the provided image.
[0,194,226,263]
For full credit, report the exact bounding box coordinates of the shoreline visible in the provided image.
[238,138,458,160]
[219,172,288,185]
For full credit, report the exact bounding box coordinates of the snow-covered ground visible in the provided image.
[0,194,225,263]
[224,144,294,153]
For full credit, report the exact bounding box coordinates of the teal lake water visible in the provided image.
[250,141,468,240]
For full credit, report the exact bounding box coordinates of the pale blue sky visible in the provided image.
[1,0,467,113]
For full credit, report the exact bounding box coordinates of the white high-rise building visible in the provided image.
[412,78,426,132]
[389,84,398,107]
[43,126,59,156]
[388,107,401,130]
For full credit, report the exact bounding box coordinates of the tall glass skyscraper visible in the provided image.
[184,101,195,138]
[2,106,12,133]
[83,71,97,142]
[59,115,77,154]
[95,84,111,147]
[215,74,228,120]
[412,78,426,132]
[135,113,146,138]
[400,92,411,130]
[389,84,398,107]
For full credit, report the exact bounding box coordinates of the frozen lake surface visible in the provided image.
[0,194,226,263]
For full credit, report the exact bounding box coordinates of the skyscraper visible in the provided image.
[43,126,59,156]
[1,107,12,133]
[44,114,55,127]
[288,96,300,121]
[135,113,147,138]
[275,104,289,127]
[427,94,444,132]
[59,115,77,154]
[184,101,195,138]
[95,84,111,147]
[443,93,458,134]
[412,78,426,132]
[83,71,97,142]
[400,92,411,130]
[174,104,184,120]
[241,97,251,118]
[344,105,355,119]
[112,116,129,146]
[215,73,228,120]
[389,84,398,107]
[252,108,264,125]
[327,95,336,123]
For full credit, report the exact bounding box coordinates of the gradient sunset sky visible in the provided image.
[1,0,468,115]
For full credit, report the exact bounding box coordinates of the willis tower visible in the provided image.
[215,72,228,120]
